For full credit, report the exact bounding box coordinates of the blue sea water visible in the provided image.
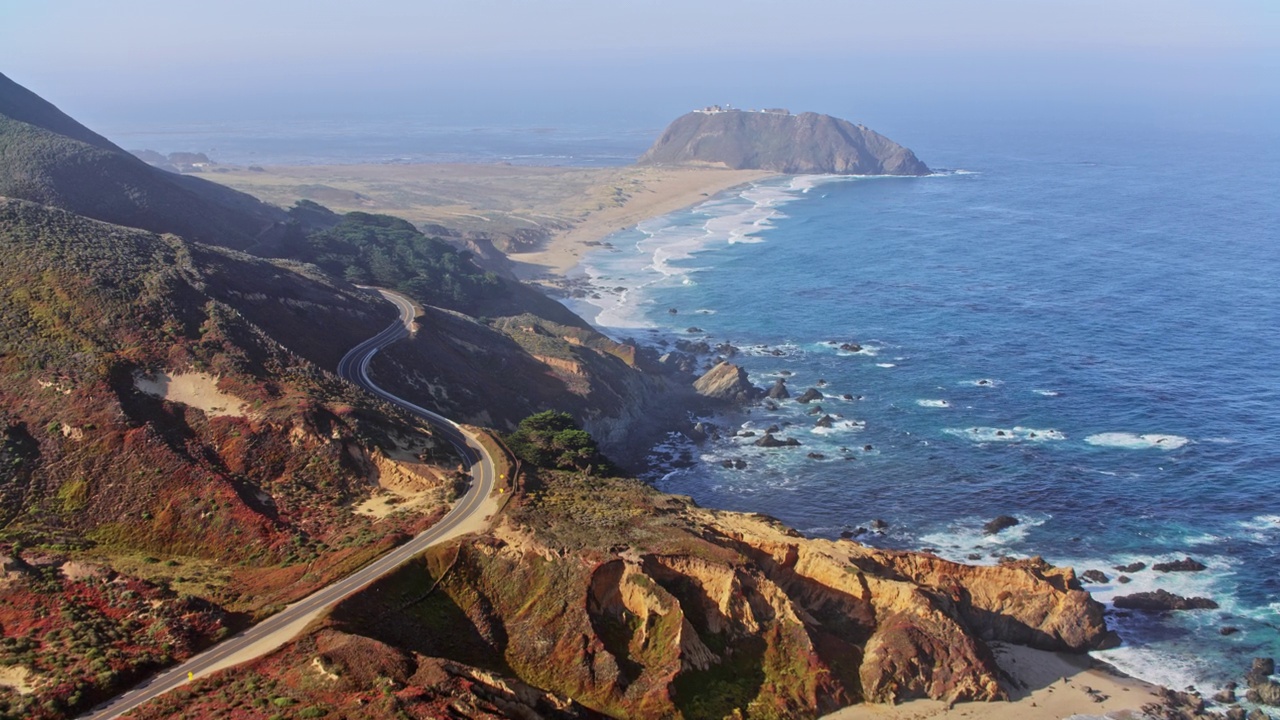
[568,123,1280,695]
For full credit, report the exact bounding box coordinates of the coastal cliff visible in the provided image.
[639,108,929,176]
[134,466,1116,720]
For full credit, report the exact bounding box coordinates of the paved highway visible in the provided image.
[82,288,497,720]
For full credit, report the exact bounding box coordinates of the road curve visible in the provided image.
[81,288,497,720]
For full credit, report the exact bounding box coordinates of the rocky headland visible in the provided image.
[638,107,930,176]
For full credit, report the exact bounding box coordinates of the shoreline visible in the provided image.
[824,643,1162,720]
[511,173,1188,719]
[503,166,777,280]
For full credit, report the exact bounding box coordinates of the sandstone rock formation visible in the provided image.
[328,486,1118,718]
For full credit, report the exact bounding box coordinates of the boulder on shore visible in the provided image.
[1246,657,1275,689]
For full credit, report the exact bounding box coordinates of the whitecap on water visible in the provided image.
[876,363,896,368]
[916,399,950,408]
[1034,389,1061,397]
[944,426,1065,443]
[1083,432,1190,450]
[810,421,866,436]
[916,514,1050,561]
[962,378,1000,387]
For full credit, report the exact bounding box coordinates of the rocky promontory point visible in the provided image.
[639,105,930,175]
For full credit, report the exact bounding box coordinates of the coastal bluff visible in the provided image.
[639,106,930,175]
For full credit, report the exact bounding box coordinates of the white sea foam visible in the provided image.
[943,426,1066,443]
[916,514,1050,560]
[916,399,950,408]
[577,177,812,329]
[1238,515,1280,541]
[1083,432,1190,450]
[962,378,1000,387]
[810,421,866,436]
[1034,389,1061,397]
[1241,514,1280,531]
[876,363,896,368]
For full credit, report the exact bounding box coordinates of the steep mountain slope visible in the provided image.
[271,207,699,462]
[0,72,287,251]
[0,199,456,718]
[639,109,929,175]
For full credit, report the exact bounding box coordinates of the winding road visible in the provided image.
[81,288,498,720]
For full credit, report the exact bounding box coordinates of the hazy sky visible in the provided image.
[2,0,1277,129]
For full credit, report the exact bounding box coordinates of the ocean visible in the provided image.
[107,108,1280,700]
[566,120,1280,696]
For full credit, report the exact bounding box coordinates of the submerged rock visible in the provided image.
[983,515,1020,535]
[1114,561,1147,573]
[815,414,836,429]
[754,432,801,448]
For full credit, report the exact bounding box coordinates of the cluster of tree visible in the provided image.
[505,411,604,471]
[280,207,502,313]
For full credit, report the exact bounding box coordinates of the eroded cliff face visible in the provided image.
[322,473,1114,719]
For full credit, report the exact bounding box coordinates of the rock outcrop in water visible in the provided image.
[639,107,930,175]
[693,361,761,402]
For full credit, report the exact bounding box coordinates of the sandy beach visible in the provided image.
[503,165,775,278]
[825,643,1160,720]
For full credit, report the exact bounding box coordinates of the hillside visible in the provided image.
[638,108,929,175]
[0,199,459,718]
[272,206,699,463]
[128,421,1116,720]
[0,72,288,251]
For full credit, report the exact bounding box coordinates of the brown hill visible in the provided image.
[639,108,929,175]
